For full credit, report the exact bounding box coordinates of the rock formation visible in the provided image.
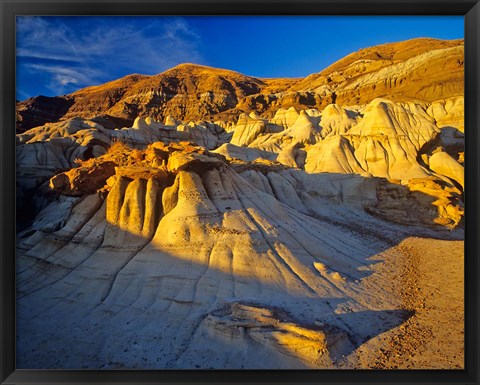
[15,37,464,369]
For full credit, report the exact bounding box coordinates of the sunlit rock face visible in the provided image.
[16,37,464,369]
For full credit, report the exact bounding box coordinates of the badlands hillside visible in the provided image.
[16,38,464,369]
[16,37,463,132]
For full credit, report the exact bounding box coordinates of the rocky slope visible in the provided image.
[289,38,463,105]
[16,38,463,132]
[16,140,463,369]
[16,37,464,369]
[17,94,464,229]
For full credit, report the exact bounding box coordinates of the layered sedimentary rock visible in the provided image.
[16,95,75,133]
[289,38,463,105]
[17,94,465,231]
[16,116,229,195]
[16,38,463,132]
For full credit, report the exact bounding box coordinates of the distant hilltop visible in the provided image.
[16,37,464,132]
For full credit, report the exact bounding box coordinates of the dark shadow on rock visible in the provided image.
[280,168,463,240]
[319,308,415,360]
[417,125,464,169]
[91,115,134,130]
[16,95,75,132]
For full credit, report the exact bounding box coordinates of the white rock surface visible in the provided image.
[230,113,267,146]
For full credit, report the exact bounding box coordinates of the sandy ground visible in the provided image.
[351,237,464,369]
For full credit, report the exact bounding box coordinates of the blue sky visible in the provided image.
[16,16,463,101]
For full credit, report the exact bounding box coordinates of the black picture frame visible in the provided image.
[1,0,479,384]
